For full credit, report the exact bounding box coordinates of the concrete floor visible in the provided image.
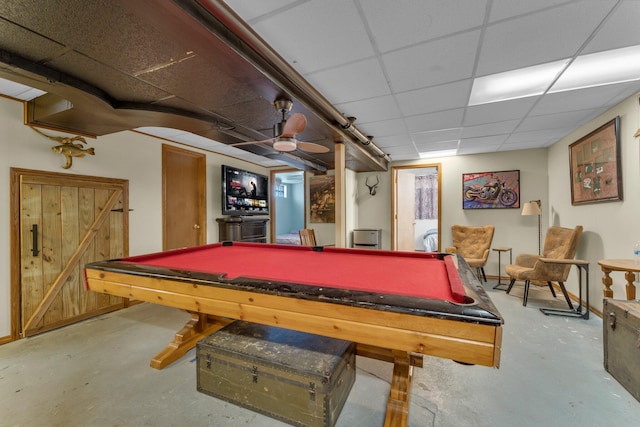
[2,280,640,427]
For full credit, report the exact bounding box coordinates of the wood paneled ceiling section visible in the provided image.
[0,0,385,172]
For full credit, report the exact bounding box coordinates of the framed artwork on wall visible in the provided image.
[569,116,622,205]
[310,175,335,223]
[462,170,520,209]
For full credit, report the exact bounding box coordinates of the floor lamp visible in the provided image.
[522,200,542,255]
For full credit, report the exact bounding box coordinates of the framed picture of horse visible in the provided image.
[462,170,520,209]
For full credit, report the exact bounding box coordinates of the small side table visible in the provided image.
[598,259,640,300]
[492,247,512,290]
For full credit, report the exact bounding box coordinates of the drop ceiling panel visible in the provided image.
[248,0,375,74]
[358,118,407,138]
[335,94,403,123]
[477,2,615,76]
[531,81,639,116]
[488,0,584,22]
[404,109,465,134]
[306,57,390,104]
[374,134,415,148]
[384,144,420,157]
[517,110,601,132]
[461,134,509,148]
[225,0,297,22]
[506,127,573,144]
[382,31,480,92]
[395,80,472,116]
[359,0,488,53]
[412,128,462,145]
[414,139,459,152]
[461,120,521,138]
[463,97,539,127]
[581,1,640,54]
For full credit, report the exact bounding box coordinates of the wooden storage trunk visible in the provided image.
[196,321,356,427]
[603,299,640,402]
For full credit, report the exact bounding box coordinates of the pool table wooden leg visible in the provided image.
[150,312,233,369]
[384,350,413,427]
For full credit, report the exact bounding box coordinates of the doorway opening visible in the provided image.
[270,170,305,245]
[392,164,441,252]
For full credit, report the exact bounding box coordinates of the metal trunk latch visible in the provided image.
[609,311,617,330]
[206,353,211,369]
[252,366,258,383]
[308,382,316,401]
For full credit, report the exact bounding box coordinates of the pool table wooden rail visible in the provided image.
[85,266,502,367]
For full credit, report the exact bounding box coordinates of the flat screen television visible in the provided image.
[221,164,269,216]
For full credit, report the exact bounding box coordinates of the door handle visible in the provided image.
[31,224,39,256]
[193,224,200,230]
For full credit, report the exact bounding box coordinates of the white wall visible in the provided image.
[350,92,640,314]
[354,150,548,268]
[0,96,269,337]
[355,171,392,249]
[3,90,639,336]
[547,93,640,310]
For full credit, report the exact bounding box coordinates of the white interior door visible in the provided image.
[394,170,416,251]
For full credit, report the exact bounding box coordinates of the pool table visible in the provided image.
[85,242,503,426]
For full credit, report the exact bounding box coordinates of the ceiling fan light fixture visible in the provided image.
[273,137,297,152]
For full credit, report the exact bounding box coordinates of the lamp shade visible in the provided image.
[522,201,541,216]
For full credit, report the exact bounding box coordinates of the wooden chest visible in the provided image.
[603,299,640,402]
[196,321,356,427]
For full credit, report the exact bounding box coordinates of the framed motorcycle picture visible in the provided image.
[462,170,520,209]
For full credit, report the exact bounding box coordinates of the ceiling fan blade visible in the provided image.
[281,113,307,137]
[296,141,330,153]
[230,138,273,147]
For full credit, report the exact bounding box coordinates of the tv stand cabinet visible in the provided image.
[217,217,269,243]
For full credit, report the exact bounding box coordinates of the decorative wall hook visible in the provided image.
[30,126,95,169]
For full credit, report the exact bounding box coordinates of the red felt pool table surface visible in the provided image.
[122,242,466,303]
[85,241,502,427]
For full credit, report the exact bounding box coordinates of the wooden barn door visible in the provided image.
[10,168,129,338]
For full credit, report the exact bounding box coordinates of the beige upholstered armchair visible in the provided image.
[445,225,495,282]
[505,225,583,307]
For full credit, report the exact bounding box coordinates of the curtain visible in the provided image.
[415,174,438,219]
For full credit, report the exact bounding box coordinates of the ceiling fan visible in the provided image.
[231,100,330,154]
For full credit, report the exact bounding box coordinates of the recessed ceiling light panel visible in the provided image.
[551,45,640,93]
[469,60,569,106]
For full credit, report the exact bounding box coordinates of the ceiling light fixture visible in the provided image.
[419,148,458,159]
[469,60,569,106]
[469,44,640,106]
[550,45,640,93]
[272,137,297,152]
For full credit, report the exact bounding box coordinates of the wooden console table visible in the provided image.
[217,217,269,243]
[598,259,640,300]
